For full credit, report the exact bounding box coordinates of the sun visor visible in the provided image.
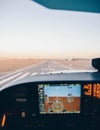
[33,0,100,13]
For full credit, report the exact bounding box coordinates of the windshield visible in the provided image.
[0,0,100,78]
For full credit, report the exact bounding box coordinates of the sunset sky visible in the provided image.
[0,0,100,59]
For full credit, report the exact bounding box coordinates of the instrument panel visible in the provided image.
[0,80,100,129]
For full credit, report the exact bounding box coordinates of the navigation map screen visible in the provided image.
[38,84,81,114]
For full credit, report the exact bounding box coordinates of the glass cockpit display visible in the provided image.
[38,84,81,114]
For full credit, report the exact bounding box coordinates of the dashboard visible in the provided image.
[0,72,100,130]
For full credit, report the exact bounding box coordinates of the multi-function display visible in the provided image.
[38,84,81,114]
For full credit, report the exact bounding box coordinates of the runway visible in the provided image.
[0,60,71,90]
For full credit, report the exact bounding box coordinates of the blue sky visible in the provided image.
[44,84,81,97]
[0,0,100,59]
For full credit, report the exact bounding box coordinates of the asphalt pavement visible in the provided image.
[0,60,71,89]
